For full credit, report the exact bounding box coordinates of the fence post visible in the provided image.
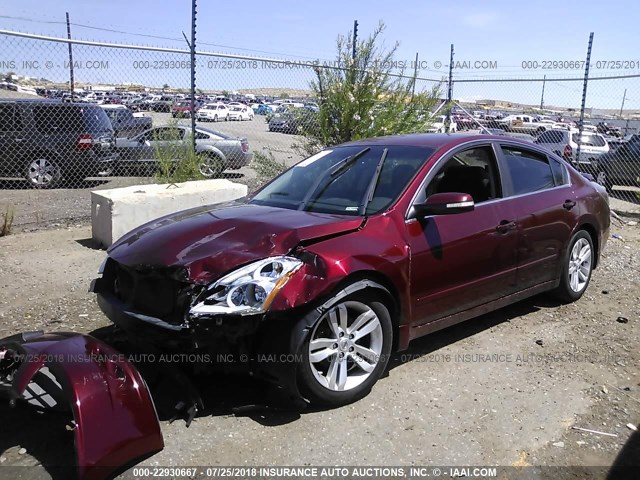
[576,32,594,164]
[188,0,198,154]
[446,44,454,129]
[65,12,74,101]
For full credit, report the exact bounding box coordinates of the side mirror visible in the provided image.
[413,192,475,216]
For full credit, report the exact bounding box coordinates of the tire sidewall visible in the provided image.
[558,231,594,302]
[296,293,393,407]
[25,156,62,189]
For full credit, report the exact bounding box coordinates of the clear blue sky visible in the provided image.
[1,0,639,110]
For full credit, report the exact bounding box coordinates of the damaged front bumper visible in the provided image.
[0,331,164,480]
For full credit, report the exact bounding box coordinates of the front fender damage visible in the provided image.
[0,331,164,480]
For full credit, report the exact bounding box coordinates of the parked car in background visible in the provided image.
[0,99,116,188]
[427,115,457,133]
[253,104,274,115]
[228,105,254,121]
[535,128,609,173]
[268,110,318,134]
[101,105,152,139]
[115,125,252,177]
[171,100,203,118]
[150,96,175,113]
[595,136,640,191]
[497,114,554,134]
[92,133,609,407]
[195,103,230,122]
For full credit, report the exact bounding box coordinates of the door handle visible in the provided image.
[563,200,577,210]
[496,220,516,234]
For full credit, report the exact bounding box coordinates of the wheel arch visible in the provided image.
[311,270,403,352]
[573,221,600,269]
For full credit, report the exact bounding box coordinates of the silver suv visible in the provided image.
[535,128,609,174]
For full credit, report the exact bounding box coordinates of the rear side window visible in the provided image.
[33,105,84,133]
[0,104,22,131]
[549,157,569,186]
[536,131,564,144]
[572,133,606,147]
[82,106,113,133]
[500,145,555,195]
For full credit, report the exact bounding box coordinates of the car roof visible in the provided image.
[340,133,532,149]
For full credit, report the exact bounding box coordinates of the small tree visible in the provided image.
[162,83,170,90]
[297,21,441,155]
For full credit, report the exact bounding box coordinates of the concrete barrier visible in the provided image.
[91,179,248,247]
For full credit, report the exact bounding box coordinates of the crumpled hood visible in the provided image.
[108,203,363,283]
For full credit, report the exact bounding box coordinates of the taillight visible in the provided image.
[241,140,249,153]
[78,134,93,151]
[563,144,572,159]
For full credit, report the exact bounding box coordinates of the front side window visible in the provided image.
[501,145,555,195]
[425,146,501,204]
[250,145,435,216]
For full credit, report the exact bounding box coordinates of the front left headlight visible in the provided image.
[189,256,303,316]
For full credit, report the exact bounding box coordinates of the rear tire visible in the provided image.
[296,292,392,407]
[596,170,613,193]
[198,153,224,178]
[25,156,62,189]
[553,231,594,303]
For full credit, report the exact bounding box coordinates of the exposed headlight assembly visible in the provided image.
[190,256,303,316]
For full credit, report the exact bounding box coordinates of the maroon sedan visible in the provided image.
[91,133,610,407]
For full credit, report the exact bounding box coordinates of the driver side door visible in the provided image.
[406,143,519,326]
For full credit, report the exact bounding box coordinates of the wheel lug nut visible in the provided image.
[332,343,338,349]
[349,334,354,339]
[339,332,344,337]
[349,346,354,352]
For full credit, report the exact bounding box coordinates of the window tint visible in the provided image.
[571,133,606,147]
[549,157,569,186]
[0,104,22,131]
[501,146,555,195]
[33,105,84,133]
[150,127,184,141]
[425,146,500,203]
[536,131,564,143]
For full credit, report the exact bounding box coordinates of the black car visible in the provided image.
[268,111,318,134]
[0,99,116,188]
[596,135,640,191]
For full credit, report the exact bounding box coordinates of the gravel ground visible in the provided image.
[0,198,638,478]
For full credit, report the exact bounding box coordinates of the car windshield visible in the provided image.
[250,145,435,216]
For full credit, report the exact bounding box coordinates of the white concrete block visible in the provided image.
[91,179,248,247]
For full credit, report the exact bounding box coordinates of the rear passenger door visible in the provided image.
[0,104,24,175]
[497,144,578,289]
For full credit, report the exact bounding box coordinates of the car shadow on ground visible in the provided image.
[607,428,640,480]
[0,403,77,479]
[81,293,560,429]
[0,293,624,477]
[0,179,111,190]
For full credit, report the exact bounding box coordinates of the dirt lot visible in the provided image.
[0,201,639,479]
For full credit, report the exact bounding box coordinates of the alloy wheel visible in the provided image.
[308,301,383,392]
[27,158,59,188]
[568,238,592,293]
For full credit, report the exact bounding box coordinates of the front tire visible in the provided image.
[553,231,594,303]
[297,293,392,406]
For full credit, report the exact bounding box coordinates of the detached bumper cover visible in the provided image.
[0,331,164,480]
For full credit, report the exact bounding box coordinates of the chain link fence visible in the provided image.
[0,29,639,230]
